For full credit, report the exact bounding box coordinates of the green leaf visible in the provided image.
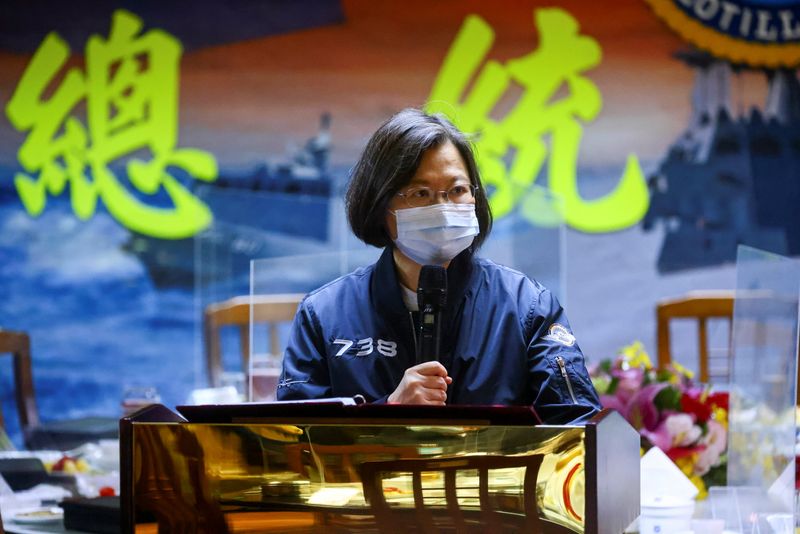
[654,386,682,411]
[655,369,674,382]
[702,462,727,489]
[606,376,619,395]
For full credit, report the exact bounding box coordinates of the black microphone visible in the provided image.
[416,265,447,364]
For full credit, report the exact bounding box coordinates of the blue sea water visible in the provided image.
[0,196,201,448]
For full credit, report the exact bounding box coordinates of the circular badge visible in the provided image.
[644,0,800,67]
[543,324,576,347]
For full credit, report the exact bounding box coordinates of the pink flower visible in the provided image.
[625,383,667,431]
[664,413,702,447]
[693,420,727,475]
[641,421,672,451]
[641,413,702,452]
[703,420,727,452]
[611,366,645,404]
[694,445,719,476]
[599,394,627,415]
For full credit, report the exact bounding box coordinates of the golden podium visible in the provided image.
[120,403,639,533]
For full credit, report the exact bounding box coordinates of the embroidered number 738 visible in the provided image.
[332,338,397,357]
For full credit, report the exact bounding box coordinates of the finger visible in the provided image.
[413,389,441,405]
[414,361,449,377]
[425,389,446,404]
[444,376,453,385]
[420,376,448,390]
[407,395,428,405]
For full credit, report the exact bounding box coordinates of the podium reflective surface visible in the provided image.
[121,404,638,533]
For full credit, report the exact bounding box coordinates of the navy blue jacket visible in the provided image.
[277,247,601,424]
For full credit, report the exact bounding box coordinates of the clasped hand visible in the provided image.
[387,361,452,405]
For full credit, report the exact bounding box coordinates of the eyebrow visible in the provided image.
[407,175,470,186]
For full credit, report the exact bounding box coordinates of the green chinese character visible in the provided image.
[428,8,649,233]
[5,9,217,239]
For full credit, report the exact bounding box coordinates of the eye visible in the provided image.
[409,188,431,199]
[450,184,470,196]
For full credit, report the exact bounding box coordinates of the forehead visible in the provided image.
[408,141,469,186]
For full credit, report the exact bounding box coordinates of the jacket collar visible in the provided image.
[371,246,476,318]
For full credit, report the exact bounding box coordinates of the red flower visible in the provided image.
[666,444,705,463]
[707,391,728,411]
[680,391,712,422]
[795,458,800,490]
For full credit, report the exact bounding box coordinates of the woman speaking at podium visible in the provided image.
[277,108,601,424]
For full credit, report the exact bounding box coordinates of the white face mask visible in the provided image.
[392,203,480,265]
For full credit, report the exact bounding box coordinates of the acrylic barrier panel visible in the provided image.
[107,175,222,420]
[479,185,566,301]
[193,185,357,395]
[727,246,800,508]
[194,186,350,311]
[249,248,380,400]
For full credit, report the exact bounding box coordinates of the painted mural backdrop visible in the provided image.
[1,0,798,445]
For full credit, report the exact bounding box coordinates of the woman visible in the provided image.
[277,108,601,423]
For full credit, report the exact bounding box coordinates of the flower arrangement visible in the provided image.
[589,342,729,498]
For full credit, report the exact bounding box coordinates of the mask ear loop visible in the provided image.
[385,208,401,245]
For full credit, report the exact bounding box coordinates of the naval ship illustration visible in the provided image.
[125,113,348,286]
[642,50,800,273]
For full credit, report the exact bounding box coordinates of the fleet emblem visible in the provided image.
[644,0,800,67]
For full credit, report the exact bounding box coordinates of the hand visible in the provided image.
[387,361,453,405]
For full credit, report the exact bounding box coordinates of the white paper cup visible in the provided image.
[691,518,724,534]
[640,495,695,534]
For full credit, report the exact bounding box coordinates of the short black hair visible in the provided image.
[346,108,492,249]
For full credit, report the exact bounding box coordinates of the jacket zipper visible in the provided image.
[556,356,578,404]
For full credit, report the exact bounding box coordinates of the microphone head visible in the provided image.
[417,265,447,309]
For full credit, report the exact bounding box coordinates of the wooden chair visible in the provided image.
[284,443,419,483]
[0,330,40,438]
[0,329,118,450]
[656,291,735,384]
[359,454,575,533]
[203,294,304,390]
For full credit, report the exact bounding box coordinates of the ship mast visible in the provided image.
[765,69,800,124]
[672,50,733,164]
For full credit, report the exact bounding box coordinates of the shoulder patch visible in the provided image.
[543,323,576,347]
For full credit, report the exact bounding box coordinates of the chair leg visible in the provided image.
[698,319,709,383]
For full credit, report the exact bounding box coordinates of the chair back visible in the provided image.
[203,294,304,389]
[0,330,40,433]
[656,291,734,383]
[359,454,562,533]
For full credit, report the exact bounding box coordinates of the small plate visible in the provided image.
[11,507,64,525]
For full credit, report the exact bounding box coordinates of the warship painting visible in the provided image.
[124,114,349,287]
[642,50,800,273]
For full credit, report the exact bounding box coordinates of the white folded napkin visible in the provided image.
[641,446,699,502]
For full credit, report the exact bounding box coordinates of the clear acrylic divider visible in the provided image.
[194,187,345,311]
[249,248,380,401]
[193,185,351,398]
[479,184,566,301]
[722,245,800,530]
